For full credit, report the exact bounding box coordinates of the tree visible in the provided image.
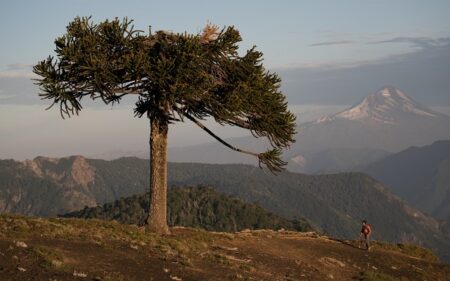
[33,17,296,234]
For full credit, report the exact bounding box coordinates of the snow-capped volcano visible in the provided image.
[287,86,450,172]
[167,86,450,174]
[322,86,442,124]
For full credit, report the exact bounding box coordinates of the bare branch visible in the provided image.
[183,112,287,173]
[183,112,259,158]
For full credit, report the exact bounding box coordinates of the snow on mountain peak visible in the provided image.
[376,86,412,104]
[327,86,440,123]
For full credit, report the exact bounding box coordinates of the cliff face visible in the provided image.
[23,155,96,188]
[0,156,98,216]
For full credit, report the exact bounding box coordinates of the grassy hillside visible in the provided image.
[62,186,313,232]
[0,156,449,261]
[0,214,448,281]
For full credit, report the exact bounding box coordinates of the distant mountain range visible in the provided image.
[0,156,449,260]
[289,86,450,171]
[161,86,450,173]
[362,140,450,221]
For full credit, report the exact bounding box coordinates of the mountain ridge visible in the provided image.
[328,86,447,123]
[1,156,449,261]
[288,87,450,172]
[362,139,450,221]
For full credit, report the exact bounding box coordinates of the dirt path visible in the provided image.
[0,217,449,280]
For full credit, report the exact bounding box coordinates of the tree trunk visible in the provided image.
[146,116,169,234]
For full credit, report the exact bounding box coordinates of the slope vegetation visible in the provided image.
[63,186,312,232]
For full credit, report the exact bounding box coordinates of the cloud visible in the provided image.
[274,58,388,71]
[369,36,450,49]
[0,94,18,100]
[278,36,450,71]
[0,63,36,78]
[7,63,33,71]
[276,41,450,106]
[308,40,354,47]
[317,29,336,34]
[0,71,37,78]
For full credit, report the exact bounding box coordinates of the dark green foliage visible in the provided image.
[33,17,296,171]
[63,186,313,232]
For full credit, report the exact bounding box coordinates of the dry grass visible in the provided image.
[0,214,447,281]
[371,241,438,262]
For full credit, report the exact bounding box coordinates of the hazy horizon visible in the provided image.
[1,0,450,160]
[1,101,450,161]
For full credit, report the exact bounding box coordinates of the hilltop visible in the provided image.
[62,186,313,233]
[0,214,448,281]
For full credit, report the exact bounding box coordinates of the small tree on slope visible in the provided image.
[33,17,296,234]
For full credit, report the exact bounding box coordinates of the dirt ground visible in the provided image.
[0,216,449,281]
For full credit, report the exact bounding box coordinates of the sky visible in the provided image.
[1,0,450,159]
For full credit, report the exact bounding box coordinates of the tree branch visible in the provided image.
[184,112,286,173]
[183,112,259,158]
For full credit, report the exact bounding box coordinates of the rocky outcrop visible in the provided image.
[23,156,96,188]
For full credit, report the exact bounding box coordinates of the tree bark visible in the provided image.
[146,115,170,234]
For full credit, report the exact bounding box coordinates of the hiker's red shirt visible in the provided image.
[361,224,372,235]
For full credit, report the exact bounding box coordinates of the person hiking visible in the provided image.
[359,220,372,250]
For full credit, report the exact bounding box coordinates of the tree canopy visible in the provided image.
[34,17,296,172]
